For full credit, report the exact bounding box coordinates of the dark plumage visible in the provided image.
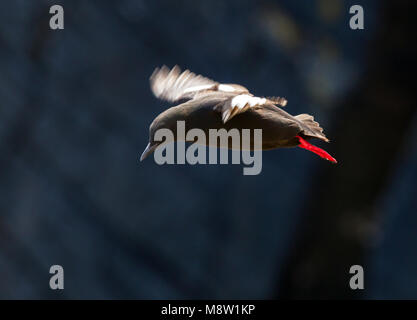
[140,65,336,163]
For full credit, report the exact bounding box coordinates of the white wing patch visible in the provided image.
[218,84,236,92]
[231,94,266,108]
[222,94,267,123]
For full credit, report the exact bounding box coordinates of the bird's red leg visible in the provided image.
[296,135,337,163]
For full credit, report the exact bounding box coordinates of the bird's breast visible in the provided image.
[179,104,301,150]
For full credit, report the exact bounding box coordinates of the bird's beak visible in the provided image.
[140,142,158,161]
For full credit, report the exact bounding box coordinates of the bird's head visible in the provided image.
[140,106,184,161]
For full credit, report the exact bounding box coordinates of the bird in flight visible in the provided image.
[140,65,337,163]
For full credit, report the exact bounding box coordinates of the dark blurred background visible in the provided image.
[0,0,416,299]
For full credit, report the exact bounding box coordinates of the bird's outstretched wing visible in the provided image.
[215,94,287,123]
[150,65,219,102]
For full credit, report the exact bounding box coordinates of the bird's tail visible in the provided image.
[295,113,329,142]
[296,135,337,163]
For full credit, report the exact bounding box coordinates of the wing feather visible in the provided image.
[215,94,289,123]
[150,65,218,102]
[215,94,267,123]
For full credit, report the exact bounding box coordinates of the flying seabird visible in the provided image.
[140,65,337,163]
